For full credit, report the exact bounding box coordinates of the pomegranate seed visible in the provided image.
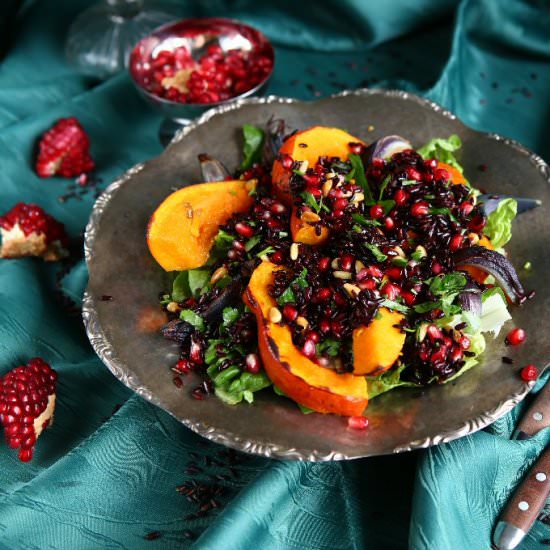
[424,158,438,169]
[401,291,416,306]
[459,335,471,350]
[347,416,369,430]
[348,142,364,155]
[303,173,321,186]
[468,215,486,232]
[394,189,408,206]
[358,279,377,291]
[306,187,322,200]
[319,319,331,333]
[280,154,293,170]
[271,251,284,264]
[270,202,286,215]
[174,359,191,374]
[333,198,348,211]
[520,365,538,382]
[340,254,354,271]
[372,158,385,168]
[189,339,203,365]
[505,328,526,346]
[318,257,331,271]
[459,201,474,216]
[385,267,402,281]
[381,283,401,300]
[434,168,450,181]
[302,339,316,359]
[431,262,443,274]
[18,449,33,462]
[411,201,429,217]
[313,288,332,303]
[306,331,320,343]
[282,304,298,321]
[431,347,447,363]
[384,217,395,230]
[426,325,443,340]
[365,265,383,278]
[370,204,384,219]
[235,222,254,238]
[245,353,261,374]
[449,234,463,251]
[450,346,463,362]
[406,167,422,181]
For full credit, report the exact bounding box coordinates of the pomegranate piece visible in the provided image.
[505,327,526,346]
[35,117,95,178]
[0,203,68,261]
[520,364,538,382]
[347,416,369,430]
[0,358,57,462]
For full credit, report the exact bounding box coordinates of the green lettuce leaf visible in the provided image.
[239,124,264,170]
[366,364,416,399]
[417,134,465,175]
[215,371,271,405]
[483,198,517,249]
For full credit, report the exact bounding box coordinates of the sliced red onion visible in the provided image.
[362,135,413,163]
[458,281,482,316]
[262,117,289,166]
[198,153,230,182]
[453,246,527,305]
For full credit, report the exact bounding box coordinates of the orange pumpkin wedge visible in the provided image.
[352,308,406,376]
[244,261,368,416]
[437,161,467,186]
[290,207,330,245]
[272,126,364,204]
[147,179,256,271]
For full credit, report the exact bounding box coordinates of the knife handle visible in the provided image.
[514,381,550,439]
[493,446,550,549]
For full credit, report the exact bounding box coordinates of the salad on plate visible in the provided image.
[146,121,531,422]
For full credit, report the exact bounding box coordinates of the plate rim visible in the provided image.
[82,88,547,461]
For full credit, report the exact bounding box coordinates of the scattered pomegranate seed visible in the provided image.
[401,291,416,306]
[282,304,298,321]
[174,359,191,374]
[0,358,57,462]
[434,168,450,181]
[234,222,254,238]
[520,365,538,382]
[35,117,94,178]
[369,204,384,219]
[449,234,464,251]
[381,282,401,300]
[411,201,429,217]
[271,251,284,264]
[333,198,349,212]
[280,154,294,170]
[384,217,395,230]
[319,319,331,333]
[459,335,471,350]
[313,288,332,303]
[459,201,474,216]
[468,215,486,232]
[302,339,316,359]
[431,262,443,274]
[340,254,354,271]
[426,325,443,340]
[406,167,422,181]
[318,257,331,271]
[245,353,261,374]
[505,328,526,346]
[347,416,369,430]
[306,330,320,343]
[348,142,365,155]
[385,267,402,281]
[424,158,438,169]
[394,189,408,206]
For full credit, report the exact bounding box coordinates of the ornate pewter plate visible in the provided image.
[83,89,550,461]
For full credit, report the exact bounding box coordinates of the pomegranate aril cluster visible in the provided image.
[132,44,272,104]
[35,117,94,178]
[0,358,57,462]
[0,202,68,244]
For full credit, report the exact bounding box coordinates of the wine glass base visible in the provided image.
[159,117,191,147]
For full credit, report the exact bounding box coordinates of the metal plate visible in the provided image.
[82,89,550,461]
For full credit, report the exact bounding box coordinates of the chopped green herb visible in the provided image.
[256,245,275,258]
[378,174,391,200]
[391,257,409,267]
[364,242,387,262]
[239,124,264,170]
[352,213,381,226]
[380,299,410,314]
[179,309,205,331]
[244,234,262,252]
[348,154,375,205]
[379,199,396,215]
[222,307,240,326]
[523,261,532,271]
[316,337,341,357]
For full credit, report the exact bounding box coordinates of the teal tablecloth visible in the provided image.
[0,1,549,548]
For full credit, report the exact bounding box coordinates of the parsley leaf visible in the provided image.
[179,309,205,331]
[364,242,387,262]
[349,154,375,205]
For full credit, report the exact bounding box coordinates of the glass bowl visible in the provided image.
[128,17,275,144]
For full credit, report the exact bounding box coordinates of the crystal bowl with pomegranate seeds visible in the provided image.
[83,90,550,461]
[128,17,275,123]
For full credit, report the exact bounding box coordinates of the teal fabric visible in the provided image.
[0,1,549,548]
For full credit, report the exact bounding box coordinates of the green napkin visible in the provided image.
[0,0,548,548]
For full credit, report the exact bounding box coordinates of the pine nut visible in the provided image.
[166,302,180,313]
[269,307,282,323]
[210,266,228,284]
[296,316,309,329]
[290,243,299,260]
[343,283,361,296]
[333,270,352,280]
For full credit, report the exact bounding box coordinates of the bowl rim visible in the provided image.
[128,16,276,109]
[83,88,549,461]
